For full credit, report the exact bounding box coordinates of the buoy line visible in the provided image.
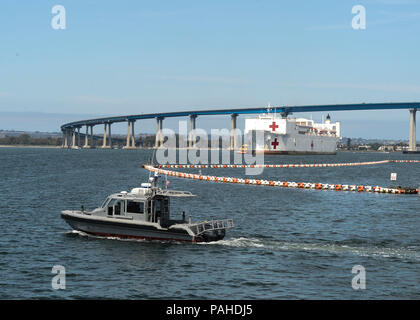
[157,159,420,169]
[144,161,420,195]
[157,160,393,169]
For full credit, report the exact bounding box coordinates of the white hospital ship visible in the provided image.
[244,111,341,155]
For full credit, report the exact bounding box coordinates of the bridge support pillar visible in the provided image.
[108,123,112,148]
[155,118,163,148]
[189,115,197,148]
[230,114,238,150]
[71,129,76,148]
[409,109,417,152]
[67,130,71,148]
[123,121,136,149]
[155,118,159,148]
[102,123,110,148]
[124,121,131,149]
[131,121,136,148]
[62,129,68,148]
[83,125,90,148]
[90,125,94,148]
[159,118,164,147]
[77,127,81,148]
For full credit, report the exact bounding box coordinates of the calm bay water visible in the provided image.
[0,147,419,299]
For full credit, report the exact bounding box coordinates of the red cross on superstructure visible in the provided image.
[269,121,278,132]
[271,138,279,149]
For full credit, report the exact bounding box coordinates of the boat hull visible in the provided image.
[61,212,224,243]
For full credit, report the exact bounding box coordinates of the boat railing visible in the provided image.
[155,189,196,197]
[188,219,234,235]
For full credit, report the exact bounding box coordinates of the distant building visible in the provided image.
[378,145,394,152]
[357,145,371,151]
[395,145,409,151]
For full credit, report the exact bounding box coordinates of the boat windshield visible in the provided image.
[100,197,110,208]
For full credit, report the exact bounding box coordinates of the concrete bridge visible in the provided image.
[60,102,420,152]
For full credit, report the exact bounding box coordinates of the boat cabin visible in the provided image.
[101,193,170,224]
[99,182,194,227]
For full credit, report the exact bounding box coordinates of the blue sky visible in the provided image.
[1,0,420,138]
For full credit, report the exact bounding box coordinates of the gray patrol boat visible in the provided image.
[61,174,234,243]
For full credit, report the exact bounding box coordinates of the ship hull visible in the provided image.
[258,150,336,155]
[252,132,339,154]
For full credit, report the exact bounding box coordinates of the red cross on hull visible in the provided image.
[269,121,279,132]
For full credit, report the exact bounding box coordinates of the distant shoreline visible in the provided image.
[0,145,61,148]
[0,145,406,154]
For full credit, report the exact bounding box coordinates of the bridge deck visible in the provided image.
[61,102,420,129]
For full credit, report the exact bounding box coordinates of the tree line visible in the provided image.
[0,133,163,148]
[0,134,62,146]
